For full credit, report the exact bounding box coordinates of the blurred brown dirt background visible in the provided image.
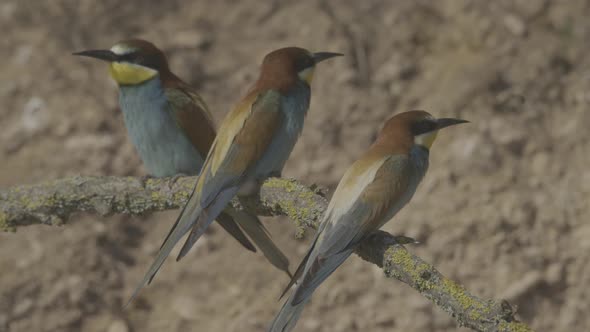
[1,0,589,331]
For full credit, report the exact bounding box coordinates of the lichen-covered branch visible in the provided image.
[0,176,532,332]
[356,232,532,332]
[0,176,328,233]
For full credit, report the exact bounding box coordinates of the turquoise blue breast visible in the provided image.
[118,77,204,177]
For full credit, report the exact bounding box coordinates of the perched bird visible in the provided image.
[268,110,468,332]
[74,39,212,177]
[73,39,294,280]
[125,46,342,302]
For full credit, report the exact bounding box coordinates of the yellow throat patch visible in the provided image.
[298,67,315,85]
[415,130,438,149]
[109,62,158,85]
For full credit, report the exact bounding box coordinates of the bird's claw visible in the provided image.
[385,235,420,246]
[170,173,188,185]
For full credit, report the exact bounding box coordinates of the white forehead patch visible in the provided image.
[110,44,135,56]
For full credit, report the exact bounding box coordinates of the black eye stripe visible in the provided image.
[119,52,139,62]
[295,56,315,72]
[117,53,159,70]
[412,120,437,135]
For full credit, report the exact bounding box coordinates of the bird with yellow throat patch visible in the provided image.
[74,39,296,284]
[124,46,343,303]
[268,111,468,332]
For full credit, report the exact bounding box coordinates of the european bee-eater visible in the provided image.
[124,46,342,302]
[73,39,295,282]
[268,110,468,331]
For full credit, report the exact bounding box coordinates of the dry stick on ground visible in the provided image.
[0,176,532,332]
[318,0,371,86]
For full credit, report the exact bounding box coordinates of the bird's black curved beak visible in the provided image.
[436,118,469,130]
[312,52,343,63]
[72,49,119,62]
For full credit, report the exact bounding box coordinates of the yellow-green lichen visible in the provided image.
[150,191,165,204]
[19,190,57,211]
[143,178,158,187]
[0,211,15,232]
[264,178,326,237]
[297,188,315,201]
[280,198,306,235]
[298,207,311,220]
[281,198,318,236]
[388,247,434,290]
[440,278,488,321]
[498,320,533,332]
[50,215,65,226]
[280,198,298,218]
[295,187,320,212]
[17,194,32,208]
[388,248,501,323]
[172,190,190,206]
[264,178,296,192]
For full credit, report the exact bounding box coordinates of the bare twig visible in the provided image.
[318,0,371,86]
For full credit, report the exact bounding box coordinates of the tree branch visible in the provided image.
[0,176,532,332]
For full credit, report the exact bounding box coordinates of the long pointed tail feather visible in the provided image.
[216,211,257,252]
[268,292,307,332]
[125,185,205,307]
[176,186,240,261]
[125,201,200,307]
[176,210,211,261]
[126,186,240,307]
[228,208,292,278]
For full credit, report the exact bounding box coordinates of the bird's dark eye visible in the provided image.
[411,120,437,135]
[118,52,159,70]
[119,52,139,62]
[295,56,315,72]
